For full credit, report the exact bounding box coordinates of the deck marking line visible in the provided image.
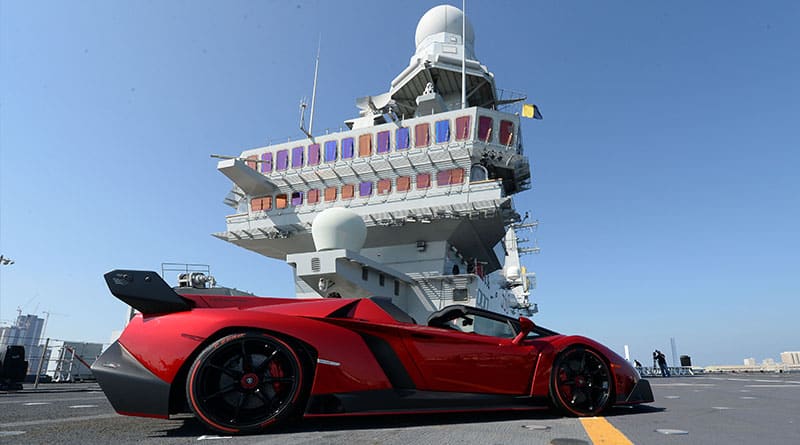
[0,431,26,437]
[24,402,51,406]
[69,404,98,408]
[198,435,233,440]
[579,416,634,445]
[656,429,688,435]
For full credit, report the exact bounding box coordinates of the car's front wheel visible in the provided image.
[186,332,304,434]
[549,346,613,416]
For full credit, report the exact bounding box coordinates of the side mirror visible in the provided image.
[512,317,535,345]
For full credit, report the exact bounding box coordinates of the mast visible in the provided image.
[461,0,466,109]
[309,38,321,136]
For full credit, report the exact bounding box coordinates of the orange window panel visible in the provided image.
[275,194,288,209]
[324,187,338,202]
[417,173,431,189]
[455,116,471,140]
[342,184,355,200]
[251,197,263,211]
[246,155,258,170]
[397,176,411,192]
[415,123,429,147]
[451,168,464,184]
[377,178,392,195]
[308,189,320,204]
[500,120,514,145]
[358,133,372,157]
[262,196,272,210]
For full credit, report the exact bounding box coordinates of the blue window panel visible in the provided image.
[377,131,390,153]
[342,137,355,159]
[359,181,372,197]
[324,140,337,162]
[435,120,450,143]
[396,127,409,150]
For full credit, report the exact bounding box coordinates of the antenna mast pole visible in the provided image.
[309,37,321,136]
[461,0,466,109]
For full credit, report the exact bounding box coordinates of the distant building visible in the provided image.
[780,351,800,365]
[762,358,776,366]
[0,313,46,376]
[743,357,756,366]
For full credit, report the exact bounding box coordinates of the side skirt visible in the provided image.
[306,389,549,415]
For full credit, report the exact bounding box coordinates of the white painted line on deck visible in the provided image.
[69,404,98,409]
[0,413,119,428]
[740,396,756,399]
[23,402,51,406]
[744,384,800,388]
[0,396,107,405]
[0,431,26,437]
[197,435,233,440]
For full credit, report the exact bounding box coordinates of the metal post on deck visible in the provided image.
[33,337,50,389]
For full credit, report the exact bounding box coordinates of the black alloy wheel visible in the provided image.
[550,347,612,416]
[186,332,304,434]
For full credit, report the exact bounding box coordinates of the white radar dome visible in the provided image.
[415,4,475,49]
[312,207,367,252]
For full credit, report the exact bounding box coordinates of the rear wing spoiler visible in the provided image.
[104,270,191,315]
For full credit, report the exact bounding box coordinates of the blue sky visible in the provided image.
[1,1,798,366]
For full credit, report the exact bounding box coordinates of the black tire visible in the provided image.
[186,332,304,434]
[549,346,613,416]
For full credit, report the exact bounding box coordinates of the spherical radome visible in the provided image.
[415,4,475,48]
[312,207,367,252]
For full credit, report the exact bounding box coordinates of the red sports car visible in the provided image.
[92,270,653,435]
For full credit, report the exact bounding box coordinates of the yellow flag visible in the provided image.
[522,104,542,119]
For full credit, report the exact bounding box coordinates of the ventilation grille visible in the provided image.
[311,257,321,272]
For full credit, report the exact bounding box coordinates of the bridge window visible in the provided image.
[396,127,410,150]
[377,178,392,195]
[308,143,320,166]
[342,184,355,200]
[478,116,493,142]
[260,152,273,173]
[291,191,303,206]
[437,168,465,186]
[276,149,289,171]
[308,189,320,204]
[500,120,514,146]
[435,120,450,143]
[415,123,430,147]
[417,173,431,189]
[324,140,337,163]
[377,130,390,154]
[324,186,337,202]
[342,137,355,159]
[455,116,471,140]
[397,176,411,192]
[358,133,372,157]
[276,194,288,209]
[291,146,304,168]
[246,155,258,170]
[359,181,373,197]
[250,196,271,211]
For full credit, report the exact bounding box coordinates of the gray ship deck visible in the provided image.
[2,374,798,444]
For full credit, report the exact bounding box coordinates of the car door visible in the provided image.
[401,323,539,394]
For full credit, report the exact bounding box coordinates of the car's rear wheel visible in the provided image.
[550,346,612,416]
[186,332,304,434]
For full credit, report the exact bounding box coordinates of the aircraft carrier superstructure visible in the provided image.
[213,5,540,324]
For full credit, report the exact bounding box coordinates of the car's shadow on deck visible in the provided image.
[159,405,661,438]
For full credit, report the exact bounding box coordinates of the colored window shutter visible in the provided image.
[342,184,355,199]
[276,194,288,209]
[359,181,372,197]
[251,197,263,211]
[478,116,493,142]
[377,131,390,153]
[435,120,450,143]
[308,144,320,166]
[455,116,471,140]
[358,133,372,157]
[415,123,429,147]
[246,155,257,170]
[377,178,392,195]
[308,189,320,204]
[396,128,410,150]
[324,186,337,202]
[263,196,272,210]
[276,150,289,171]
[437,170,451,186]
[324,140,337,162]
[500,120,514,145]
[342,137,354,159]
[292,146,304,168]
[397,176,411,192]
[260,152,273,173]
[291,191,303,206]
[451,168,464,184]
[417,173,431,189]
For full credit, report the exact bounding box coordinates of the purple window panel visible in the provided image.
[377,131,390,154]
[396,128,409,150]
[276,149,289,171]
[324,140,337,162]
[260,152,273,173]
[308,143,320,166]
[478,116,493,142]
[291,146,304,168]
[359,181,373,197]
[342,137,354,159]
[291,191,303,206]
